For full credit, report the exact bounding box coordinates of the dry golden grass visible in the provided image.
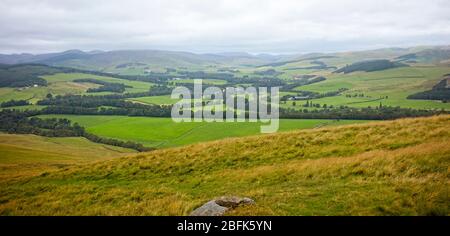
[0,115,449,215]
[0,134,135,182]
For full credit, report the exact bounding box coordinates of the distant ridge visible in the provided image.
[0,45,449,70]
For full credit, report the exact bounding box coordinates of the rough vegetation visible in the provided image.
[0,115,448,215]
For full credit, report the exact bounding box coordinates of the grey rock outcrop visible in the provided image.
[190,196,255,216]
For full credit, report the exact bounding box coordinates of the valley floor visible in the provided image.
[37,115,369,148]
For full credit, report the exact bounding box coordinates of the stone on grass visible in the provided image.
[190,196,255,216]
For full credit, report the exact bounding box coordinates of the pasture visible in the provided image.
[128,95,178,105]
[290,66,450,110]
[38,115,369,148]
[0,73,155,103]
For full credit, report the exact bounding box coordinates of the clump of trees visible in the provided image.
[280,106,447,120]
[281,88,348,101]
[346,93,367,98]
[37,93,172,117]
[335,60,407,73]
[0,109,84,137]
[73,78,132,93]
[254,69,283,76]
[407,78,450,101]
[1,99,30,107]
[281,77,326,91]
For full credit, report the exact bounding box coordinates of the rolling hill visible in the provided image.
[0,50,282,71]
[0,115,448,215]
[395,47,450,64]
[1,46,448,74]
[0,133,135,182]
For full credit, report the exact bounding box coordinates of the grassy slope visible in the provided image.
[0,133,135,182]
[38,115,368,148]
[0,115,448,215]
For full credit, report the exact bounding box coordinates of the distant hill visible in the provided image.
[0,115,448,215]
[1,46,448,72]
[0,50,96,65]
[0,50,281,70]
[395,47,450,63]
[255,46,450,68]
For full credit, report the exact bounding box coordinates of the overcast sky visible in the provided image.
[1,0,449,54]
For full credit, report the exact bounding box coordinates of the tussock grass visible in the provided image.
[0,116,449,215]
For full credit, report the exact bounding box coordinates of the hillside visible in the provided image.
[407,77,450,101]
[0,64,63,87]
[0,133,135,182]
[0,115,448,215]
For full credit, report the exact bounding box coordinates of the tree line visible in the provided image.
[73,78,132,93]
[281,77,326,91]
[34,89,448,120]
[1,99,30,107]
[37,93,172,117]
[281,88,348,101]
[280,106,447,120]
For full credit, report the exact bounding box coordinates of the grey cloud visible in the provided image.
[0,0,449,54]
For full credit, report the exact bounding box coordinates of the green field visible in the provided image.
[171,78,227,85]
[128,95,179,105]
[38,115,369,148]
[43,73,155,93]
[0,87,57,104]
